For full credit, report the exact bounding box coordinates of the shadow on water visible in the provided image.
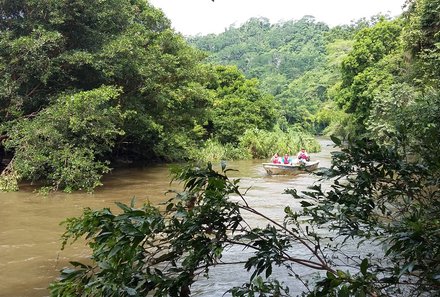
[0,137,337,297]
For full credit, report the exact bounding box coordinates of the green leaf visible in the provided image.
[338,285,350,297]
[115,201,131,212]
[330,134,342,146]
[360,258,368,276]
[108,244,123,258]
[300,200,314,207]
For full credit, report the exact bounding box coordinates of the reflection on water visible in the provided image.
[0,138,335,297]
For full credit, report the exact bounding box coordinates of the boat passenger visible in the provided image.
[271,153,281,164]
[297,148,310,163]
[282,153,291,164]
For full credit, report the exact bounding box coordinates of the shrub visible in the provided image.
[239,126,320,158]
[3,86,125,192]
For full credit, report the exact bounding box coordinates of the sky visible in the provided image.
[149,0,407,36]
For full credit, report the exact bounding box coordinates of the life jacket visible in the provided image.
[299,153,307,160]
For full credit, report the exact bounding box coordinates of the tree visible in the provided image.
[404,0,440,87]
[188,16,330,87]
[188,15,373,134]
[207,65,278,144]
[0,0,212,190]
[337,18,403,128]
[4,86,125,192]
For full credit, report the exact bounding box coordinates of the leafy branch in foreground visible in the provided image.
[290,136,440,296]
[49,163,340,297]
[50,146,440,297]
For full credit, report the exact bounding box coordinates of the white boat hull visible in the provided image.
[262,161,320,175]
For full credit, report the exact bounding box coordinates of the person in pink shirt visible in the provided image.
[282,153,291,164]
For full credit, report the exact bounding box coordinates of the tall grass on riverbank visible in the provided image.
[190,139,252,162]
[193,127,320,162]
[240,127,320,158]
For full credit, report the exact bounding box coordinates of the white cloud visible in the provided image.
[149,0,406,36]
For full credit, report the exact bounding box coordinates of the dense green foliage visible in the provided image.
[0,0,319,191]
[193,126,321,162]
[0,0,212,190]
[189,16,332,131]
[1,1,215,159]
[188,16,385,133]
[239,126,320,159]
[51,0,440,296]
[206,65,278,144]
[337,18,404,129]
[5,86,125,192]
[189,16,329,83]
[296,0,440,294]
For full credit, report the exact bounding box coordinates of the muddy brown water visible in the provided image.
[0,138,335,297]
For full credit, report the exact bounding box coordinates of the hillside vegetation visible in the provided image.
[188,16,381,134]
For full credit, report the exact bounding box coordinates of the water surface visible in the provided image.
[0,138,335,297]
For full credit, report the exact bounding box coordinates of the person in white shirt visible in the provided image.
[296,148,310,163]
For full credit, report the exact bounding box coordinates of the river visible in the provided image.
[0,138,335,297]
